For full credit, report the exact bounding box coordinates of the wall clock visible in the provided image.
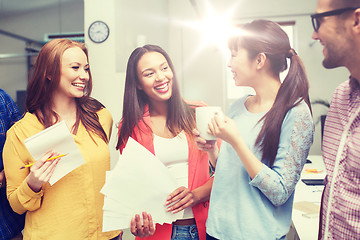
[88,21,109,43]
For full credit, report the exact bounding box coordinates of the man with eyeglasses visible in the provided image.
[311,0,360,239]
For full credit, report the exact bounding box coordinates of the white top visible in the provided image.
[153,131,194,219]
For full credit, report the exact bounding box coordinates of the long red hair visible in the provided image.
[26,38,108,143]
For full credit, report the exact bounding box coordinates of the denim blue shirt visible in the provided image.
[0,88,24,239]
[206,96,314,240]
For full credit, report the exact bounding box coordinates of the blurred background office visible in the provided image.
[0,0,349,162]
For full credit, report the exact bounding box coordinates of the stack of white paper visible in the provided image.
[101,137,183,232]
[24,121,85,185]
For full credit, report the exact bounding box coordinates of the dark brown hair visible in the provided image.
[26,38,108,143]
[116,44,195,150]
[229,20,312,167]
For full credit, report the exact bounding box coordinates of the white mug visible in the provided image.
[196,106,224,140]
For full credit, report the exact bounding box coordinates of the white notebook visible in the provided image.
[24,120,85,185]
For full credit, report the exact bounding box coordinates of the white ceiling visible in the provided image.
[0,0,77,18]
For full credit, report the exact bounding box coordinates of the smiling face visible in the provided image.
[312,0,354,69]
[56,46,90,100]
[228,47,257,87]
[137,51,173,105]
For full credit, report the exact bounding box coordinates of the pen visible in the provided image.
[20,153,68,169]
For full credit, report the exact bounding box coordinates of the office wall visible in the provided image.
[0,0,84,100]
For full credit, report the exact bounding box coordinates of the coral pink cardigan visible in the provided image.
[118,108,211,240]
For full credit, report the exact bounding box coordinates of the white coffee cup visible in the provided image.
[196,106,224,140]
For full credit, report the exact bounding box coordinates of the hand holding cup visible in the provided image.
[196,106,224,140]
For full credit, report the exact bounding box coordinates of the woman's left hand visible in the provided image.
[192,129,217,152]
[208,115,240,145]
[165,186,198,213]
[130,212,155,237]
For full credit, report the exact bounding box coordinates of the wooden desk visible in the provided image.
[292,155,325,240]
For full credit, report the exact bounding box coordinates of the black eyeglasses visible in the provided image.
[311,7,360,32]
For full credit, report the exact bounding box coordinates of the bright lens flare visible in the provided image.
[168,3,248,69]
[200,12,239,50]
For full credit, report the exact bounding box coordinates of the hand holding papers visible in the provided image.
[101,137,183,232]
[24,121,85,185]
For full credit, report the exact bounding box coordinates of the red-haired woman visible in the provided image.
[116,45,215,240]
[3,39,121,240]
[196,20,314,240]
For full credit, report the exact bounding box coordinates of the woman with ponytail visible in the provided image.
[195,20,314,239]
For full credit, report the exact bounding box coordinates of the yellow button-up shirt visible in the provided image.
[3,108,119,239]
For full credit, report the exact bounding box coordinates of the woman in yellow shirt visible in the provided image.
[3,39,121,240]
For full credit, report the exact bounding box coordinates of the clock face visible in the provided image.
[88,21,109,43]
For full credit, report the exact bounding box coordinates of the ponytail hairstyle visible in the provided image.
[116,44,196,150]
[229,20,312,167]
[26,38,108,143]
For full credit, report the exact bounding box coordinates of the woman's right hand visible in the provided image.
[130,212,155,238]
[26,152,61,192]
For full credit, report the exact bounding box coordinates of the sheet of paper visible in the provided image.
[295,182,323,203]
[24,121,85,185]
[101,137,183,232]
[293,201,320,214]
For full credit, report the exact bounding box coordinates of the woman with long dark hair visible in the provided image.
[196,20,314,239]
[3,39,120,240]
[116,44,213,240]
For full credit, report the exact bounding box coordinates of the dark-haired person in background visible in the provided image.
[195,20,314,240]
[311,0,360,239]
[0,88,24,240]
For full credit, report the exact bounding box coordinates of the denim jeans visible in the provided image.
[171,224,199,240]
